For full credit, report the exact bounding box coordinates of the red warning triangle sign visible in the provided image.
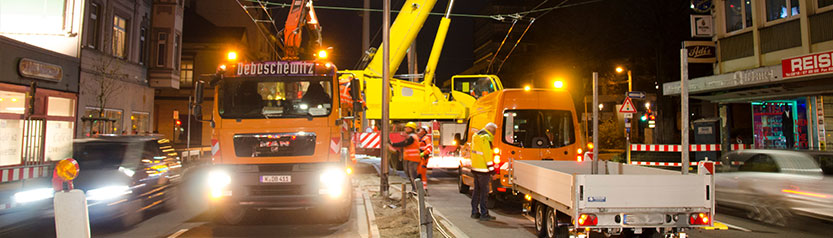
[619,97,637,113]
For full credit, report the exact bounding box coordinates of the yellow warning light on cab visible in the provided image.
[524,85,531,91]
[553,80,564,89]
[317,50,328,59]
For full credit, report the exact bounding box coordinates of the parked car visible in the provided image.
[716,149,833,226]
[72,135,183,227]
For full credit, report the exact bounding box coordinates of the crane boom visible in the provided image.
[364,0,437,78]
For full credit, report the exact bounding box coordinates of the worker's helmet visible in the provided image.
[405,122,418,130]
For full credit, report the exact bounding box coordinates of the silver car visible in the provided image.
[715,149,833,226]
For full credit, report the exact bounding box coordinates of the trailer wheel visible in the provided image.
[546,207,568,238]
[534,203,547,237]
[457,167,470,194]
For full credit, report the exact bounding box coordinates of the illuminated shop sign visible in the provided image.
[782,50,833,79]
[236,61,318,76]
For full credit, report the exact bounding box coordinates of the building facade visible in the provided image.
[0,0,85,166]
[664,0,833,150]
[78,0,182,137]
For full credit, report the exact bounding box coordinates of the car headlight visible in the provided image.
[118,166,135,177]
[207,170,232,198]
[86,185,131,201]
[319,168,347,198]
[13,188,54,204]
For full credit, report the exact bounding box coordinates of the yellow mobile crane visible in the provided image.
[339,0,504,170]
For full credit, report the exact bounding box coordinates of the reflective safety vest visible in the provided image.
[403,133,422,162]
[470,129,494,173]
[419,135,432,157]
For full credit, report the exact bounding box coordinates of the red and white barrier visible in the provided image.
[356,133,381,149]
[630,161,723,167]
[1,165,51,183]
[630,144,751,152]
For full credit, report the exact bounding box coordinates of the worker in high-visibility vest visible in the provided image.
[417,126,432,196]
[389,122,421,193]
[470,122,497,221]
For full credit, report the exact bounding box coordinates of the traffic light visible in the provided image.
[640,114,648,121]
[175,119,182,127]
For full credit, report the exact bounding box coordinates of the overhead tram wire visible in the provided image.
[236,0,283,59]
[487,0,550,73]
[247,0,606,22]
[494,0,573,74]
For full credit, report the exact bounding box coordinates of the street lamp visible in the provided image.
[615,66,632,92]
[598,104,604,110]
[645,102,651,109]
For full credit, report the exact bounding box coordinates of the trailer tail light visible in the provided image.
[577,213,597,226]
[689,213,709,225]
[576,155,583,162]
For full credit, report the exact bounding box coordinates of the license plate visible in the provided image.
[260,175,291,183]
[623,214,665,225]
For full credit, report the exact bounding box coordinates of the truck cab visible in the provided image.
[457,88,583,202]
[197,60,353,224]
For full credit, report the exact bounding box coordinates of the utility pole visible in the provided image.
[592,72,599,175]
[362,0,370,52]
[380,0,391,197]
[681,48,690,175]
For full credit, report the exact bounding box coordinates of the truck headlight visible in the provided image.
[13,188,54,204]
[207,170,232,198]
[319,168,347,198]
[87,185,131,201]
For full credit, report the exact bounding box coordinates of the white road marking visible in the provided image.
[167,228,190,238]
[715,220,752,232]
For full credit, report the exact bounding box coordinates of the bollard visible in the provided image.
[401,183,407,213]
[54,190,91,238]
[52,158,91,238]
[415,178,432,238]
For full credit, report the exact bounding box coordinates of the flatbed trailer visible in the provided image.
[511,160,714,238]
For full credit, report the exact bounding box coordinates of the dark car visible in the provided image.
[72,136,182,227]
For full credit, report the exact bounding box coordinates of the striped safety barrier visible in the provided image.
[1,164,52,212]
[630,144,751,152]
[356,133,381,149]
[630,161,723,167]
[1,164,51,183]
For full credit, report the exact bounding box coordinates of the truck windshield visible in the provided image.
[503,110,575,148]
[454,77,495,99]
[219,76,333,119]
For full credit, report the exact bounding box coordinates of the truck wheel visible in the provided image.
[457,167,469,193]
[534,203,547,237]
[486,195,497,209]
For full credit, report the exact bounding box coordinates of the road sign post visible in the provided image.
[619,98,636,164]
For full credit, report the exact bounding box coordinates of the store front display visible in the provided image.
[752,99,810,149]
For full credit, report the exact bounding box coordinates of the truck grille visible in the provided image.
[248,185,304,196]
[233,132,316,157]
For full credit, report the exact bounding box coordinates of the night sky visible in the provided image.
[304,0,708,92]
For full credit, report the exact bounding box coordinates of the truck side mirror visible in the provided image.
[192,105,202,120]
[193,80,205,105]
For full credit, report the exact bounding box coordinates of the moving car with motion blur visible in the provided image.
[71,136,183,227]
[716,149,833,226]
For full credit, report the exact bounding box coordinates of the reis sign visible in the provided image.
[782,50,833,79]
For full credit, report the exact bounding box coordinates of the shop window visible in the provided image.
[131,112,150,134]
[0,119,23,166]
[0,91,26,114]
[767,0,800,21]
[112,15,127,58]
[83,108,123,135]
[44,121,73,161]
[180,60,194,87]
[47,97,75,117]
[725,0,753,32]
